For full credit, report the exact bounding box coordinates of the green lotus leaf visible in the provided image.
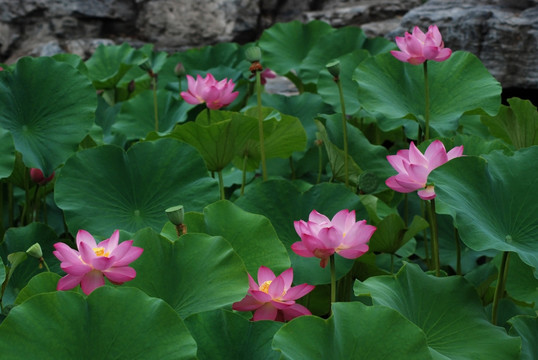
[85,43,147,89]
[0,287,197,359]
[273,302,431,359]
[239,107,307,170]
[128,228,247,318]
[235,180,367,284]
[354,51,501,137]
[369,214,429,254]
[55,138,219,236]
[178,42,244,71]
[481,97,538,149]
[112,89,190,140]
[185,309,282,360]
[0,223,61,305]
[508,315,538,360]
[0,127,15,179]
[0,57,96,175]
[429,147,538,276]
[52,53,89,76]
[354,263,521,359]
[259,20,334,77]
[181,200,290,276]
[14,272,64,305]
[250,92,332,146]
[170,110,258,172]
[503,253,538,306]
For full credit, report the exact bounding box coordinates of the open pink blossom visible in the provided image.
[391,25,452,65]
[386,140,463,200]
[53,229,143,295]
[232,266,314,322]
[180,73,239,110]
[29,168,55,185]
[292,209,376,268]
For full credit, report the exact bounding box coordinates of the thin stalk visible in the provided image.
[41,258,51,272]
[390,254,395,274]
[427,199,440,276]
[0,182,3,237]
[217,170,225,200]
[207,108,211,123]
[8,182,14,227]
[240,153,248,196]
[21,170,30,225]
[289,157,295,180]
[152,75,159,132]
[491,252,510,325]
[30,184,40,222]
[330,254,336,308]
[454,227,462,275]
[420,199,430,268]
[403,193,409,226]
[335,77,349,187]
[255,70,267,181]
[317,144,323,184]
[423,61,430,142]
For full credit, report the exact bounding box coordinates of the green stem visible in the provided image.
[491,252,510,325]
[240,153,248,196]
[330,254,336,306]
[41,258,51,272]
[423,61,430,142]
[335,77,349,188]
[390,254,395,274]
[217,170,225,200]
[454,227,462,275]
[8,182,14,227]
[403,193,409,226]
[152,76,159,132]
[420,199,430,268]
[289,157,295,180]
[31,184,40,222]
[427,199,440,276]
[207,108,211,123]
[0,182,4,237]
[317,143,322,184]
[255,70,268,181]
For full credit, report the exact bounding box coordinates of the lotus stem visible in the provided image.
[335,76,350,188]
[8,182,13,227]
[41,258,51,272]
[217,170,225,200]
[492,251,510,325]
[240,153,248,196]
[152,75,159,132]
[255,70,268,181]
[427,199,440,276]
[317,142,323,184]
[454,227,462,275]
[330,254,336,306]
[420,199,430,268]
[423,61,430,142]
[31,184,40,222]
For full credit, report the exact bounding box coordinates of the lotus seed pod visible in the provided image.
[166,205,184,225]
[245,46,262,63]
[326,59,341,78]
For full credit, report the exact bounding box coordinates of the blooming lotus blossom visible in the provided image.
[232,266,314,322]
[29,168,55,185]
[292,209,376,268]
[180,73,239,110]
[391,25,452,65]
[53,230,143,295]
[386,140,463,200]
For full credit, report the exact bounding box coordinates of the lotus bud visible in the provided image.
[128,79,136,93]
[166,205,184,226]
[245,46,262,63]
[358,171,379,194]
[26,243,43,259]
[30,168,55,185]
[174,62,185,77]
[326,59,341,78]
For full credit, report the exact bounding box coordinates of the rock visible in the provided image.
[304,0,421,29]
[389,0,538,89]
[136,0,260,50]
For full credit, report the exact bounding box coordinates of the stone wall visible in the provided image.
[0,0,537,92]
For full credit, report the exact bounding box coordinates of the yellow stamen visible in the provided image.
[259,280,272,293]
[93,247,110,257]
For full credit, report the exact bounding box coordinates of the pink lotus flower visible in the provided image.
[232,266,314,322]
[292,210,376,268]
[180,73,239,110]
[30,168,55,185]
[386,140,463,200]
[391,25,452,65]
[260,68,276,85]
[53,230,143,295]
